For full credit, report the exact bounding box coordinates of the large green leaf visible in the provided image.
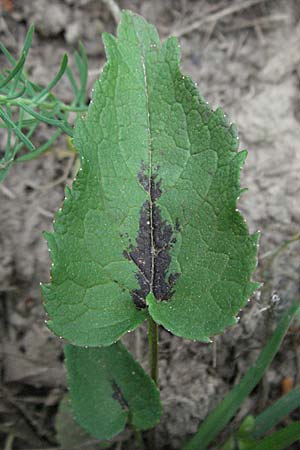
[42,10,258,346]
[65,341,162,440]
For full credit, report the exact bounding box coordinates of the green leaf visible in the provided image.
[181,302,299,450]
[221,416,256,450]
[65,341,162,440]
[0,107,35,151]
[42,10,258,346]
[0,53,26,90]
[55,395,105,449]
[253,387,300,438]
[33,54,68,104]
[250,422,300,450]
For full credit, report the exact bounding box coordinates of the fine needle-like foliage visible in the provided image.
[0,25,88,183]
[42,10,259,348]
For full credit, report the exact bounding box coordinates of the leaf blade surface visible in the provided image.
[65,341,162,440]
[43,11,258,345]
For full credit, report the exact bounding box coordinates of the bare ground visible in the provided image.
[0,0,300,449]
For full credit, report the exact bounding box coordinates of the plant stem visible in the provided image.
[131,425,146,450]
[148,316,159,450]
[0,94,88,112]
[148,316,159,385]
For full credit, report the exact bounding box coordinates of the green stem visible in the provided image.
[0,94,88,112]
[148,316,159,450]
[131,425,146,450]
[148,316,159,385]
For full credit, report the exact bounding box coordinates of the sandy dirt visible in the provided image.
[0,0,300,449]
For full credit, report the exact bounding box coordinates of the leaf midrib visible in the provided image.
[136,27,155,296]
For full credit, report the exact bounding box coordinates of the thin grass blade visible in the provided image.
[251,422,300,450]
[181,302,299,450]
[253,387,300,438]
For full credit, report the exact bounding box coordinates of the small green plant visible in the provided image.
[0,25,88,183]
[2,10,300,450]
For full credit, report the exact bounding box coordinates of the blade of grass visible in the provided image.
[181,302,299,450]
[253,387,300,438]
[251,422,300,450]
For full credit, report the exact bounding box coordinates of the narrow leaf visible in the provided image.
[16,129,63,162]
[0,53,26,90]
[250,422,300,450]
[66,65,79,97]
[75,42,88,105]
[65,342,162,440]
[33,54,68,104]
[18,103,73,136]
[253,387,300,438]
[181,302,299,450]
[0,24,34,91]
[0,107,35,151]
[42,10,258,346]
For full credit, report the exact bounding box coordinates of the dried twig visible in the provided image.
[1,387,53,443]
[102,0,121,25]
[4,433,15,450]
[223,13,289,32]
[0,184,16,199]
[173,0,268,37]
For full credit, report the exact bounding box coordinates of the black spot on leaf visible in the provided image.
[111,379,129,410]
[123,162,180,308]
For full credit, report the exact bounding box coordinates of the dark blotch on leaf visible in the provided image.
[111,380,129,410]
[124,162,180,308]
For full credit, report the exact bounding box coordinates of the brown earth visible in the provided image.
[0,0,300,449]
